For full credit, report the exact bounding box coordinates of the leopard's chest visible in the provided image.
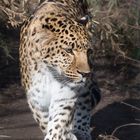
[27,65,77,110]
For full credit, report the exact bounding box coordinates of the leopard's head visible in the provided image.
[36,15,93,86]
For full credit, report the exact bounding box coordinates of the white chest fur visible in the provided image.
[27,65,77,110]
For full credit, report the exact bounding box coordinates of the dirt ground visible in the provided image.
[0,93,43,140]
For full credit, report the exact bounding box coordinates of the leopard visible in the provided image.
[19,0,101,140]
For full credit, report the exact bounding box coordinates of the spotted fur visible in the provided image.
[19,0,101,140]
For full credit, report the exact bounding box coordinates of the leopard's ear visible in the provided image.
[78,15,90,26]
[78,15,94,37]
[78,15,93,30]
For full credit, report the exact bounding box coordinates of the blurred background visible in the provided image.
[0,0,140,140]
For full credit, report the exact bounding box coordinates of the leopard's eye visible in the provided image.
[64,48,73,54]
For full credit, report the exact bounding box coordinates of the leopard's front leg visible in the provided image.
[44,99,77,140]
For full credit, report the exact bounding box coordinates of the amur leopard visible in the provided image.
[19,0,101,140]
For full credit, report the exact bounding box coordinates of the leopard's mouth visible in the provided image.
[64,74,87,87]
[55,72,86,87]
[48,65,87,86]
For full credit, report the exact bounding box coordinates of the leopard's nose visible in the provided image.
[77,70,91,78]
